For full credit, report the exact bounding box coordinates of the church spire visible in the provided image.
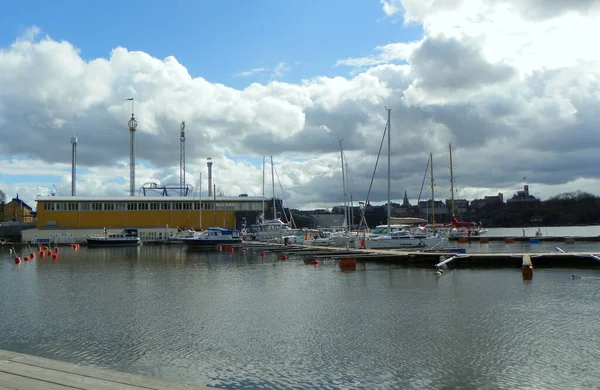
[402,190,410,207]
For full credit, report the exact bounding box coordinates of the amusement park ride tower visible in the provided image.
[127,98,138,197]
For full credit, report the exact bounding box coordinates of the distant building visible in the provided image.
[445,198,469,215]
[2,194,35,223]
[507,185,540,208]
[418,200,449,222]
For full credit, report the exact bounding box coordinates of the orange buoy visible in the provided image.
[14,257,21,264]
[339,258,357,272]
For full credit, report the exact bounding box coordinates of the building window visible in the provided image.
[150,203,159,210]
[81,203,90,211]
[92,203,102,211]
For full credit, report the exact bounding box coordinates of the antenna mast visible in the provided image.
[179,121,186,196]
[71,114,77,196]
[449,143,455,217]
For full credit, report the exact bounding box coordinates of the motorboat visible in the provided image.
[85,228,141,247]
[181,227,242,251]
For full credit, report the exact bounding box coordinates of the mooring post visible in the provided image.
[522,254,533,280]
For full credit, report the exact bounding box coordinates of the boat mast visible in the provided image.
[199,172,202,229]
[449,143,455,217]
[386,107,391,230]
[262,156,265,222]
[339,139,349,232]
[430,152,435,225]
[271,156,276,220]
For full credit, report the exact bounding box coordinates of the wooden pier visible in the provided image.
[0,350,209,390]
[244,242,600,268]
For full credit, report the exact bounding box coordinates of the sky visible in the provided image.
[1,0,599,211]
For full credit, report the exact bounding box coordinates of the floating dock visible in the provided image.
[245,242,600,268]
[0,349,208,390]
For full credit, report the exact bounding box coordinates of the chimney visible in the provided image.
[207,157,213,197]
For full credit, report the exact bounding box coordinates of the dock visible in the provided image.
[0,350,209,390]
[244,242,600,268]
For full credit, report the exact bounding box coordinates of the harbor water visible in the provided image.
[1,244,599,389]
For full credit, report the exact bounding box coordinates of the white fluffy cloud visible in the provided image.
[2,0,600,213]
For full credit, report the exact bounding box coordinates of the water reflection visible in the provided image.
[1,246,599,389]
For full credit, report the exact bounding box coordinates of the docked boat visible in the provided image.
[85,228,141,247]
[168,229,200,244]
[181,227,242,251]
[362,230,445,250]
[359,224,445,250]
[246,218,293,242]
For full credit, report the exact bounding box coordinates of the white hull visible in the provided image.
[362,236,445,250]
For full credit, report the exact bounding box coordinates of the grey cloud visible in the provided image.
[410,37,516,92]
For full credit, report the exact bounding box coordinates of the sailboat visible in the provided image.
[446,143,487,237]
[246,156,293,241]
[360,109,446,250]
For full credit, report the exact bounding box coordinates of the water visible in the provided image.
[485,225,600,238]
[1,245,600,389]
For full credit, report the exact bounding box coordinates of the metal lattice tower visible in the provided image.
[71,115,77,196]
[180,121,186,196]
[207,157,213,197]
[127,98,138,197]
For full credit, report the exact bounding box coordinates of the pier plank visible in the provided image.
[0,350,208,390]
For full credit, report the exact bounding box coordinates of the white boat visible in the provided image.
[246,218,293,242]
[181,227,242,251]
[280,229,332,246]
[362,229,445,250]
[168,229,199,244]
[86,228,141,247]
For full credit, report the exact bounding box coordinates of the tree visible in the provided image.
[0,189,5,204]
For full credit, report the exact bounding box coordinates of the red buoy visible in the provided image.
[51,254,58,260]
[47,250,52,256]
[40,251,46,258]
[260,251,266,257]
[24,256,30,262]
[30,253,35,259]
[312,257,319,265]
[217,245,222,251]
[14,257,21,264]
[54,247,59,253]
[280,254,288,261]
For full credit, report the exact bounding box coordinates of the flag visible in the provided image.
[125,98,134,101]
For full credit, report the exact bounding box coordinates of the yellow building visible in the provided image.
[3,195,36,223]
[35,195,266,230]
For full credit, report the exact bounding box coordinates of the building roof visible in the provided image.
[8,196,33,210]
[36,195,267,202]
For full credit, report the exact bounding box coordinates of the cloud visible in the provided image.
[234,67,267,77]
[336,41,421,69]
[269,62,291,80]
[2,1,600,213]
[380,0,402,17]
